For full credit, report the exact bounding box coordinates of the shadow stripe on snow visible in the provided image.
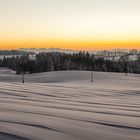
[0,91,27,97]
[1,104,140,118]
[0,132,29,140]
[0,87,80,98]
[0,120,67,134]
[85,120,140,131]
[0,98,139,112]
[1,109,140,131]
[1,112,140,132]
[0,89,66,98]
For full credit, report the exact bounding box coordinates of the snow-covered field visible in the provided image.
[0,68,140,140]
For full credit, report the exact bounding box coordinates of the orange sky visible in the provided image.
[0,0,140,51]
[1,39,140,51]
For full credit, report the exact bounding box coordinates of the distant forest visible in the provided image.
[0,52,140,74]
[0,50,29,55]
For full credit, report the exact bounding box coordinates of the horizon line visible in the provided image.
[0,47,139,52]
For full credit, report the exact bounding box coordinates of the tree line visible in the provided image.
[0,52,140,74]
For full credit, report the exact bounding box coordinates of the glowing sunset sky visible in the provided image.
[0,0,140,50]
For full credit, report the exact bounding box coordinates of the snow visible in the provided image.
[0,68,139,140]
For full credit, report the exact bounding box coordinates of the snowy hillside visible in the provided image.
[0,69,139,140]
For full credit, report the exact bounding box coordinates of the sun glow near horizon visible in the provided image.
[0,0,140,50]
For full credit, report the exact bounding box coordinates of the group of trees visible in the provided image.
[0,50,29,55]
[0,52,140,74]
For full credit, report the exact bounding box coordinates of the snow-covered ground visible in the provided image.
[0,68,139,140]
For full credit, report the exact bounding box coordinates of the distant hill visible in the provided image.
[0,50,29,55]
[18,48,80,54]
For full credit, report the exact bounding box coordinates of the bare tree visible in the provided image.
[21,72,24,83]
[125,55,129,76]
[90,65,93,82]
[91,70,93,82]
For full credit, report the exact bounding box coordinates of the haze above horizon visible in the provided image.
[0,0,140,50]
